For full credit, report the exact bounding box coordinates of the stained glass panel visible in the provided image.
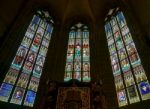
[64,72,72,81]
[127,85,140,103]
[12,46,28,69]
[25,29,35,39]
[64,24,90,82]
[3,68,19,85]
[74,71,81,81]
[117,90,128,106]
[33,65,43,78]
[24,90,36,107]
[10,87,25,104]
[0,83,13,102]
[105,23,112,38]
[16,73,30,88]
[28,77,39,92]
[105,11,150,107]
[82,71,90,82]
[22,37,32,48]
[0,11,53,107]
[116,12,126,28]
[114,75,124,91]
[134,66,147,83]
[123,71,135,87]
[138,81,150,100]
[36,55,45,67]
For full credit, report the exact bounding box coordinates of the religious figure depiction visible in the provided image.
[13,47,26,66]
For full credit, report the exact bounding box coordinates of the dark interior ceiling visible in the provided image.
[0,0,149,37]
[0,0,118,33]
[29,0,117,22]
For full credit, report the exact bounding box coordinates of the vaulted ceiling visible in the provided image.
[34,0,116,26]
[0,0,119,35]
[0,0,150,38]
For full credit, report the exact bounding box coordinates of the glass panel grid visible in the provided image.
[0,11,54,107]
[105,11,150,107]
[64,24,90,82]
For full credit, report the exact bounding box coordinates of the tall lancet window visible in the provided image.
[64,23,90,82]
[105,9,150,107]
[0,10,54,107]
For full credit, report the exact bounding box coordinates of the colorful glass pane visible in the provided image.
[10,87,25,104]
[123,71,135,87]
[12,46,28,69]
[64,23,90,82]
[16,73,30,88]
[138,81,150,100]
[105,11,150,107]
[0,11,53,107]
[28,77,39,92]
[0,83,13,102]
[24,90,36,107]
[114,75,124,91]
[134,66,147,83]
[127,85,140,103]
[3,68,19,85]
[117,90,128,106]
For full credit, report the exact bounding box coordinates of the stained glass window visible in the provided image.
[0,10,54,107]
[105,11,150,107]
[64,23,90,82]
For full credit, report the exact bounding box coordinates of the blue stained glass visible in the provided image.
[139,81,150,95]
[105,23,111,33]
[0,83,13,96]
[117,12,125,23]
[32,15,40,25]
[24,90,36,106]
[0,83,13,102]
[69,31,75,38]
[47,24,52,33]
[83,32,89,38]
[1,83,13,91]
